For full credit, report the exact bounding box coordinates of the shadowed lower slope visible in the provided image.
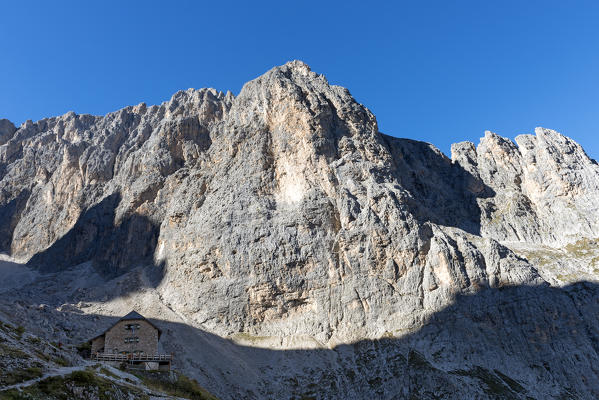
[1,278,597,400]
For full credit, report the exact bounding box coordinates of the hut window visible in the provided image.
[124,337,140,343]
[125,324,140,330]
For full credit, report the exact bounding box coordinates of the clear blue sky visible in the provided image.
[1,1,598,159]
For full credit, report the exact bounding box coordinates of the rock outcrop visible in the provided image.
[453,129,599,246]
[452,129,599,285]
[0,119,16,146]
[1,61,598,399]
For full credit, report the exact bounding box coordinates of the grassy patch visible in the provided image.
[514,248,559,268]
[564,238,599,258]
[0,321,14,334]
[0,323,26,338]
[26,336,41,345]
[99,367,120,380]
[0,366,43,386]
[556,273,582,282]
[515,238,599,283]
[0,389,24,400]
[231,332,270,343]
[52,356,69,367]
[14,326,25,338]
[69,370,96,385]
[0,343,31,359]
[0,370,149,400]
[132,370,218,400]
[35,351,51,362]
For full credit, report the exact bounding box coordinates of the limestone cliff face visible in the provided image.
[0,61,545,342]
[452,129,599,285]
[453,129,599,246]
[1,61,599,399]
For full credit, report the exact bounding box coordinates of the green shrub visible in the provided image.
[76,341,91,358]
[70,370,95,385]
[0,389,22,400]
[26,336,41,345]
[52,356,69,367]
[132,370,218,400]
[37,375,65,395]
[0,321,14,334]
[14,326,25,337]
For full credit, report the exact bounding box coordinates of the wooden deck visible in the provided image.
[91,353,173,362]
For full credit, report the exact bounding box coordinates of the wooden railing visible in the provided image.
[91,353,173,362]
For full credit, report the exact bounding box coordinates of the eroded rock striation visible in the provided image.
[1,61,598,399]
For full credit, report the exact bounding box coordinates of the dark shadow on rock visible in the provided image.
[382,135,495,235]
[0,189,30,252]
[3,281,598,399]
[26,193,161,278]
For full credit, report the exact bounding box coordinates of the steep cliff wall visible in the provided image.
[1,61,598,399]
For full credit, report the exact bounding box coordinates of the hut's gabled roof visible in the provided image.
[119,311,147,321]
[89,310,162,342]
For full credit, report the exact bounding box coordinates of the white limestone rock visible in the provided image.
[1,61,598,399]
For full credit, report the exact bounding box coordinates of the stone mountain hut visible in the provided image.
[89,310,172,370]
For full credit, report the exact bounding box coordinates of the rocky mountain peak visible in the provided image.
[232,61,377,146]
[1,62,599,399]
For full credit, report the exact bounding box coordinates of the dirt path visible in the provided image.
[1,365,87,391]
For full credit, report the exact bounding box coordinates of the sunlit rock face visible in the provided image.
[452,128,599,285]
[2,61,599,399]
[0,61,543,342]
[453,129,599,246]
